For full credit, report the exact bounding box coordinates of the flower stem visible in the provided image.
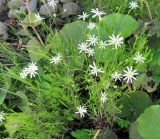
[93,129,101,139]
[31,25,44,46]
[143,0,153,22]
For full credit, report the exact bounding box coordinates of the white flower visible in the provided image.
[98,40,108,49]
[100,91,108,103]
[112,72,122,81]
[47,0,58,9]
[87,22,96,30]
[0,111,5,122]
[108,34,123,49]
[129,1,138,10]
[63,8,67,12]
[78,42,89,53]
[26,62,38,78]
[86,48,94,57]
[87,34,99,46]
[123,66,138,83]
[78,12,89,21]
[89,61,104,76]
[50,54,62,64]
[91,8,106,20]
[134,52,145,63]
[35,13,44,21]
[20,68,28,79]
[75,105,87,118]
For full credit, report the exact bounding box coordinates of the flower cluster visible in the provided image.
[78,8,106,21]
[112,52,145,84]
[20,62,38,79]
[78,1,138,22]
[78,33,124,58]
[22,4,142,119]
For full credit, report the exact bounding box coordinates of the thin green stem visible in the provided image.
[31,25,44,46]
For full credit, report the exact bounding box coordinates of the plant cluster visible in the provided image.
[0,0,160,139]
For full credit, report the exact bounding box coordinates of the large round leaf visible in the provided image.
[118,91,152,122]
[97,13,138,39]
[129,122,144,139]
[138,105,160,139]
[59,20,88,45]
[130,105,160,139]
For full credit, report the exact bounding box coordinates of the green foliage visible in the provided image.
[149,51,160,85]
[129,122,144,139]
[97,13,138,39]
[59,20,88,45]
[71,129,91,139]
[5,113,34,137]
[117,119,130,129]
[26,37,50,62]
[0,74,10,104]
[118,91,153,122]
[133,73,157,93]
[23,13,43,27]
[1,0,160,138]
[97,129,118,139]
[130,105,160,139]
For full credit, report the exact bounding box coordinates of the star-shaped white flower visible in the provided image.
[87,34,99,46]
[108,34,123,49]
[78,42,89,53]
[50,54,62,64]
[86,48,94,57]
[35,13,44,22]
[134,52,145,63]
[26,62,38,78]
[78,12,89,21]
[47,0,58,9]
[91,8,106,20]
[20,68,28,79]
[98,40,108,49]
[112,72,122,81]
[129,1,138,10]
[123,66,138,83]
[0,111,5,122]
[100,91,108,103]
[89,61,104,76]
[75,105,87,118]
[87,22,96,30]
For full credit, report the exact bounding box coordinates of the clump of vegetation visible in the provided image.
[0,0,160,138]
